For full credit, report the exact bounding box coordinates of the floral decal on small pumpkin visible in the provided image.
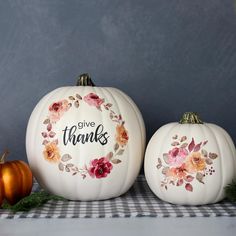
[41,93,128,179]
[156,135,218,192]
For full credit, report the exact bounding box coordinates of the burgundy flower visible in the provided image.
[48,100,70,123]
[88,157,113,178]
[83,93,104,109]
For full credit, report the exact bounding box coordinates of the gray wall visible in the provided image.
[0,0,236,162]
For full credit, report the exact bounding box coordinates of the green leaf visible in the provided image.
[225,180,236,202]
[1,191,66,212]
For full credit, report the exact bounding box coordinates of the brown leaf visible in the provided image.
[65,167,70,172]
[74,100,79,108]
[106,152,113,160]
[188,138,195,152]
[180,143,188,148]
[61,154,72,162]
[116,149,124,155]
[41,132,48,138]
[209,153,218,159]
[42,140,49,145]
[49,131,56,138]
[158,158,162,165]
[156,164,162,169]
[162,167,169,175]
[66,163,74,168]
[43,119,50,124]
[185,183,193,192]
[76,94,82,100]
[196,172,204,184]
[106,103,112,107]
[69,96,75,100]
[47,123,52,132]
[111,159,121,164]
[172,135,178,140]
[205,158,213,165]
[72,172,77,176]
[180,136,187,142]
[114,143,119,152]
[171,141,180,146]
[58,163,64,171]
[203,140,208,146]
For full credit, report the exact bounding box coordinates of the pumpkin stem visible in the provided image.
[76,73,95,86]
[179,112,203,124]
[0,149,9,164]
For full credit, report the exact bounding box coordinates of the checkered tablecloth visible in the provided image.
[1,176,236,219]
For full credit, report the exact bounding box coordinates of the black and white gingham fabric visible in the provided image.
[1,176,236,219]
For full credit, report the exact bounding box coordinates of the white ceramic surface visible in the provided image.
[26,85,145,200]
[144,122,236,205]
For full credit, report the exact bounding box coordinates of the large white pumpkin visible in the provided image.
[144,112,236,205]
[26,74,145,200]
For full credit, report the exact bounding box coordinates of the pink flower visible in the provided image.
[83,93,104,109]
[88,157,113,178]
[49,100,70,123]
[168,147,188,166]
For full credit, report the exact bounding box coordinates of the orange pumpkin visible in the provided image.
[0,150,33,206]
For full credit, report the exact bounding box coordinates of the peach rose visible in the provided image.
[49,100,70,123]
[43,142,61,163]
[185,152,206,173]
[166,164,187,180]
[115,124,129,147]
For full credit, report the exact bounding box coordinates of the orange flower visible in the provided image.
[43,142,61,163]
[166,164,187,180]
[185,152,206,173]
[115,124,129,147]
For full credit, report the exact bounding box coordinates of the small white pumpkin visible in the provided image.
[144,112,236,205]
[26,74,145,200]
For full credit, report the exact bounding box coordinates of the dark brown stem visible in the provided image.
[76,73,95,86]
[179,112,203,124]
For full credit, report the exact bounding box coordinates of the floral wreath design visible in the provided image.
[156,135,218,192]
[41,93,129,179]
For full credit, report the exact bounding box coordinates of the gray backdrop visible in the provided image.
[0,0,236,162]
